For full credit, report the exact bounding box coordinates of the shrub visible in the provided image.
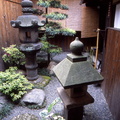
[0,67,33,101]
[2,45,25,67]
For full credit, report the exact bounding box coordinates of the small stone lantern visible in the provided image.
[53,37,104,120]
[10,0,44,80]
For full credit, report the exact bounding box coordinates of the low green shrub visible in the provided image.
[0,67,33,101]
[2,45,25,67]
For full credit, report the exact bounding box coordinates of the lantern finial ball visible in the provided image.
[70,37,84,55]
[21,0,33,7]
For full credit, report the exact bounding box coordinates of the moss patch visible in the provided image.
[33,75,51,89]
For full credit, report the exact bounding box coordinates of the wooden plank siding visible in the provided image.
[102,28,120,120]
[0,0,22,71]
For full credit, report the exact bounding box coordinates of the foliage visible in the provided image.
[37,0,76,37]
[39,97,65,120]
[33,8,44,15]
[37,0,69,10]
[0,102,14,120]
[43,12,68,20]
[38,68,51,76]
[38,34,62,63]
[0,67,33,101]
[2,45,25,67]
[41,40,62,55]
[37,0,76,62]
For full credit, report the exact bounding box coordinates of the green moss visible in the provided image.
[33,75,51,89]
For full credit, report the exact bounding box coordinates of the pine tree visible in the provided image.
[36,0,76,63]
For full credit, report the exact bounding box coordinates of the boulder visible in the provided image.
[20,88,46,107]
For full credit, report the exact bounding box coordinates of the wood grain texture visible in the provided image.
[81,5,99,38]
[102,28,120,120]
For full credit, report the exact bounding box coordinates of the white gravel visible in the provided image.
[1,52,113,120]
[1,78,113,120]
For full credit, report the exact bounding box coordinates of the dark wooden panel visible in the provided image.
[102,28,120,120]
[0,0,22,71]
[113,0,120,4]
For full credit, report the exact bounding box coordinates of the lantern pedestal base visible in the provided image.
[65,106,83,120]
[57,87,94,120]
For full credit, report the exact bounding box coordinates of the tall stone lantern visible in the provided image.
[10,0,44,80]
[53,37,104,120]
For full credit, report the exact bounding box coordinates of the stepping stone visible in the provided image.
[20,88,46,107]
[11,113,39,120]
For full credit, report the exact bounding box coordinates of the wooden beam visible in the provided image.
[6,0,21,4]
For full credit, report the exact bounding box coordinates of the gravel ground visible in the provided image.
[1,52,113,120]
[1,77,113,120]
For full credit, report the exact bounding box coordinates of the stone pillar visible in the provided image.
[57,87,94,120]
[25,51,39,80]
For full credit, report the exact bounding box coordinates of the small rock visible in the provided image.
[53,103,64,116]
[20,88,46,107]
[11,113,39,120]
[47,61,57,74]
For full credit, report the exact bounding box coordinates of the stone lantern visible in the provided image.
[10,0,44,80]
[53,37,104,120]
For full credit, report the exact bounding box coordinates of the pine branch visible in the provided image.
[43,12,68,20]
[46,21,62,29]
[37,0,69,10]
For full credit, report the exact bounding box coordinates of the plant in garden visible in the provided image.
[0,67,33,101]
[39,97,65,120]
[0,102,14,120]
[36,0,76,62]
[41,40,62,59]
[2,45,25,67]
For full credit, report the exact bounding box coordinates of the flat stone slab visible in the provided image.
[11,113,39,120]
[20,88,46,107]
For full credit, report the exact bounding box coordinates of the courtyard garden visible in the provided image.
[0,0,114,120]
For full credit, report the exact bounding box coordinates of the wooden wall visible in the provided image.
[81,5,99,38]
[48,0,82,31]
[0,0,22,48]
[0,0,22,71]
[113,0,120,4]
[102,28,120,120]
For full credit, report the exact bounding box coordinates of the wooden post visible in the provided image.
[94,28,100,69]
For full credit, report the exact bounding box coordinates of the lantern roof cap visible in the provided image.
[10,0,44,28]
[53,37,103,88]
